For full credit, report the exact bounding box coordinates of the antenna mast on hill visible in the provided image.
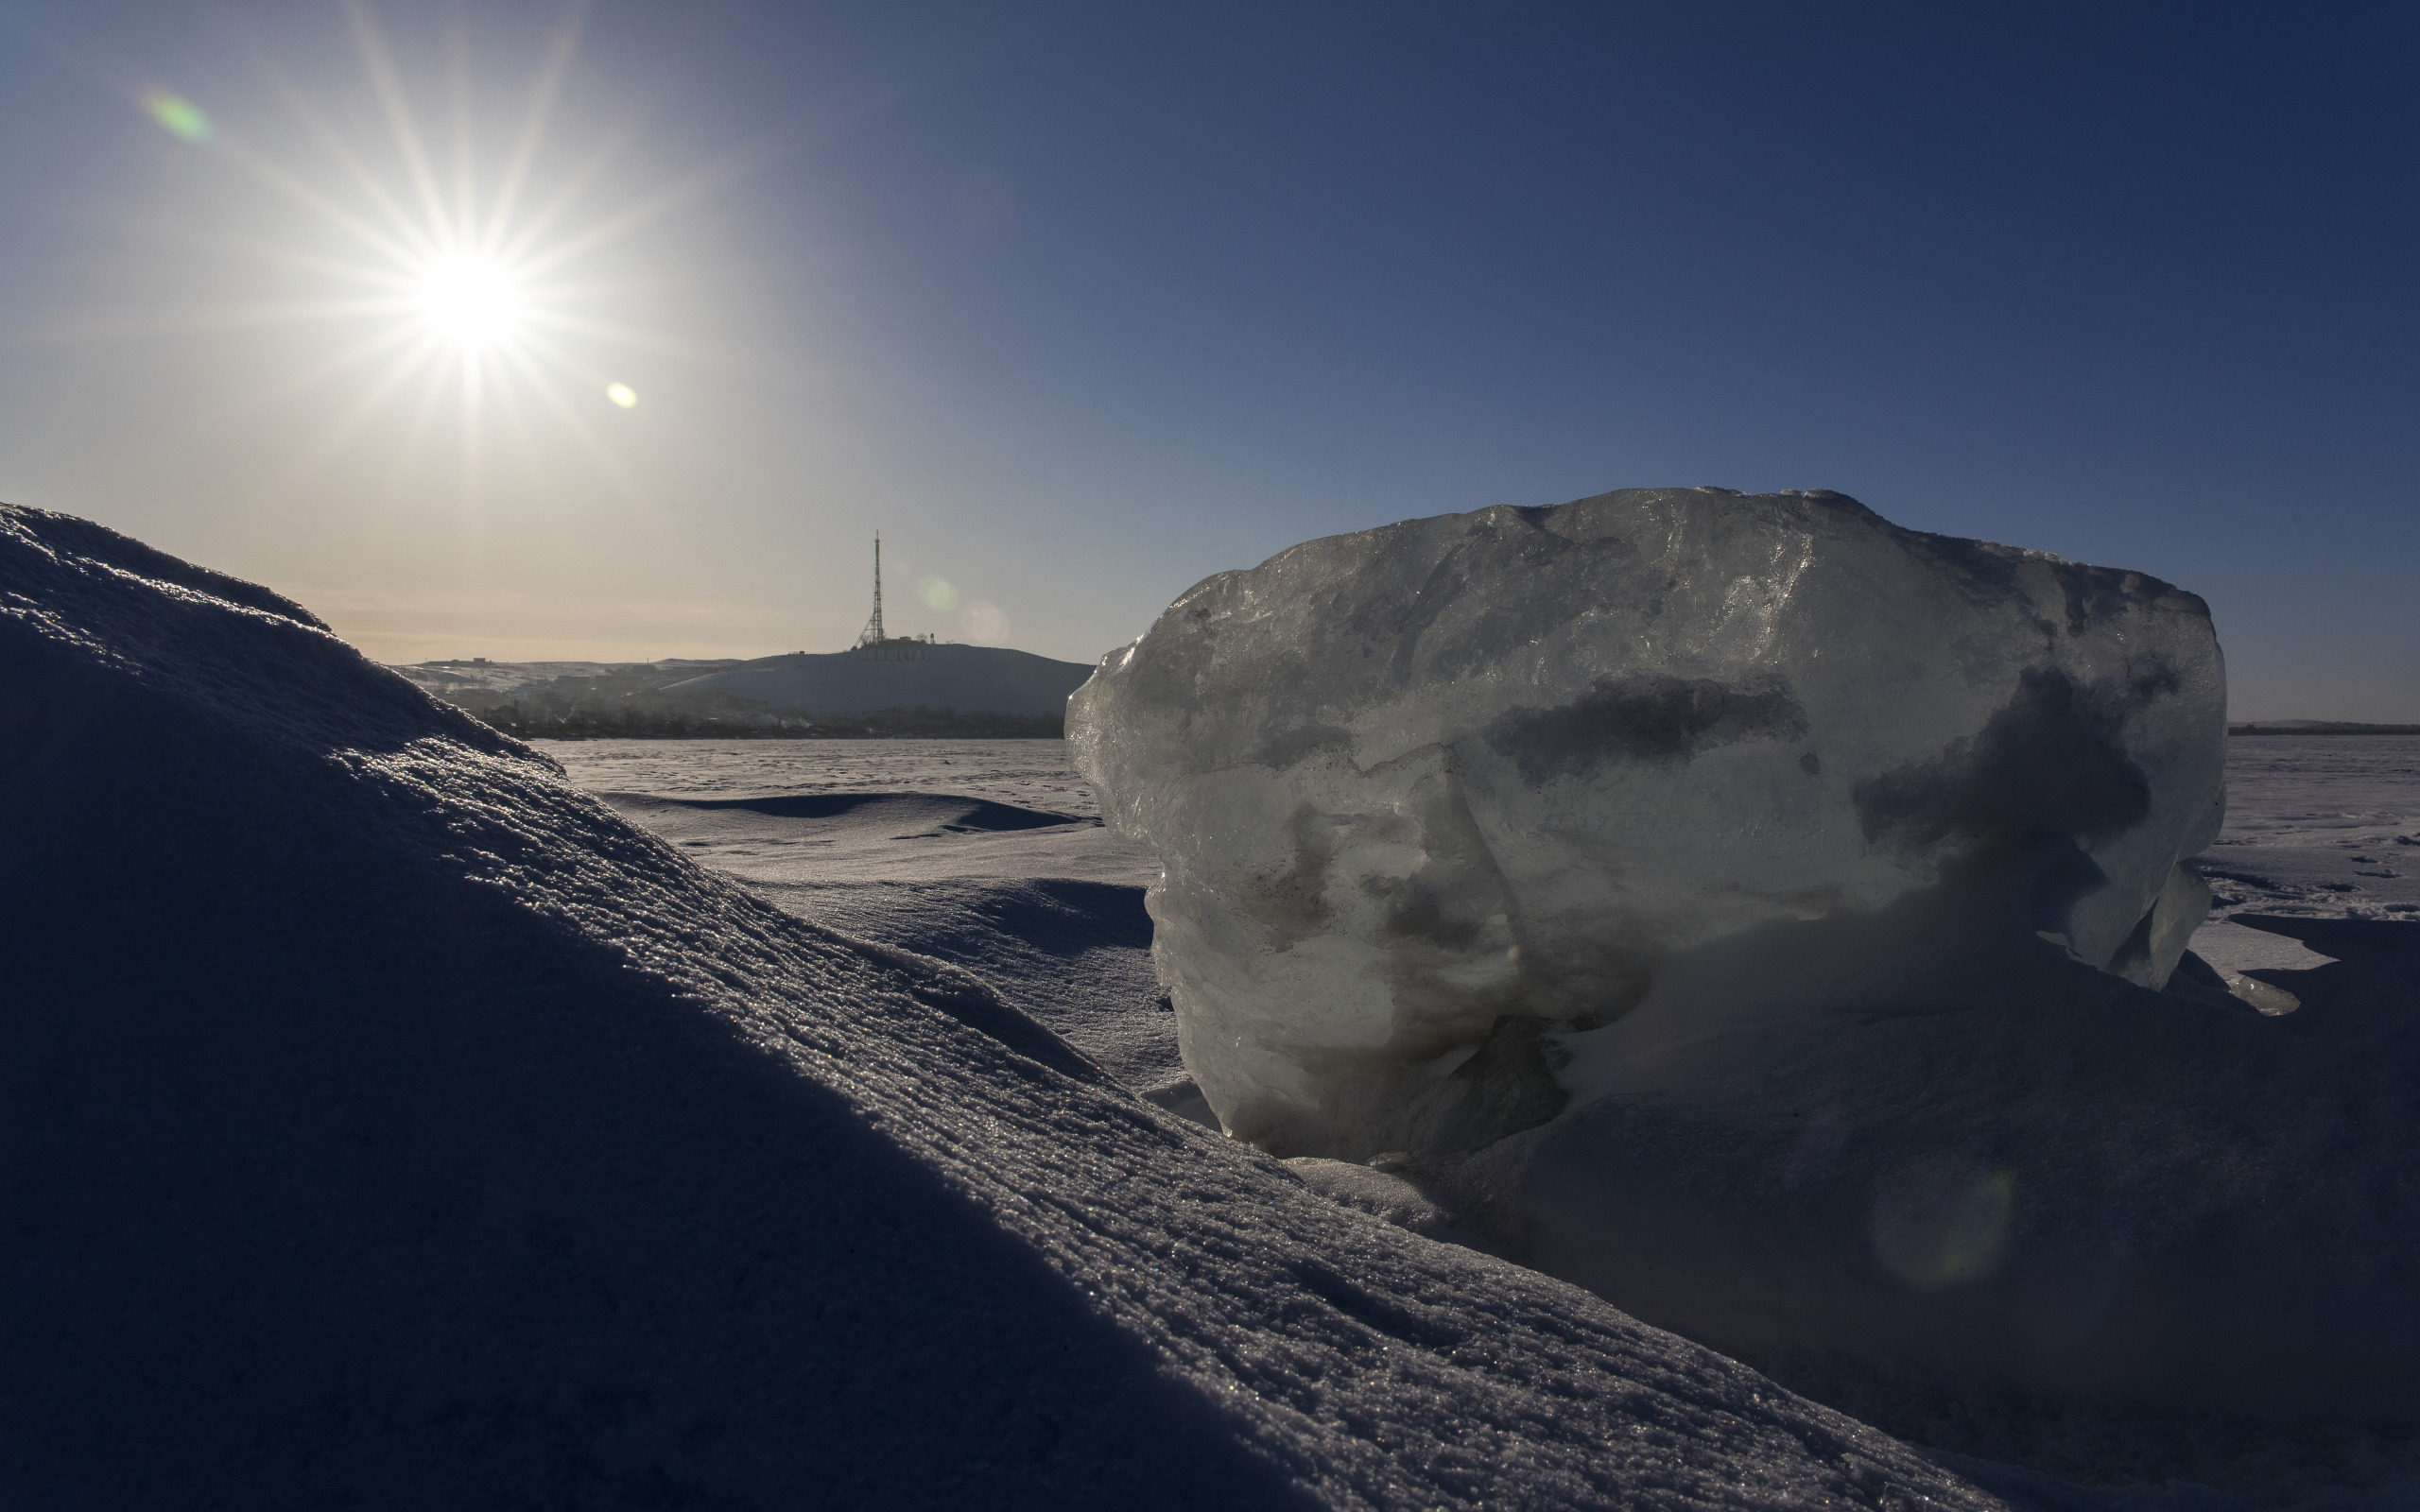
[860,534,885,646]
[854,533,930,661]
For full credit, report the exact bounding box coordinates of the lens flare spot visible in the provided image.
[959,600,1008,644]
[1872,1160,2014,1290]
[606,383,638,409]
[917,575,959,611]
[145,91,212,143]
[414,257,522,347]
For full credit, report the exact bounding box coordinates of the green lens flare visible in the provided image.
[1872,1162,2016,1290]
[917,576,959,611]
[145,91,213,144]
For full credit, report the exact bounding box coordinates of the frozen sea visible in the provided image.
[544,732,2420,1084]
[2191,735,2420,973]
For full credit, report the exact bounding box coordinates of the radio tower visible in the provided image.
[853,534,929,660]
[856,534,886,647]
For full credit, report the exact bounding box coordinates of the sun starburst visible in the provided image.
[93,1,763,509]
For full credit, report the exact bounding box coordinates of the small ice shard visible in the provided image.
[1070,488,2226,1160]
[2167,948,2300,1015]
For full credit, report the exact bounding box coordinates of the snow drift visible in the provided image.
[0,502,2040,1508]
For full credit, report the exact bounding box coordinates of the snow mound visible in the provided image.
[0,503,2042,1508]
[1069,488,2226,1160]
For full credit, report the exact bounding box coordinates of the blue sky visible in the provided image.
[1,1,2412,717]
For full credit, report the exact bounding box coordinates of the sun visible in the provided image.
[413,256,526,349]
[109,0,745,486]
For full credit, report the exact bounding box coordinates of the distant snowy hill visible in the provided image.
[662,644,1096,718]
[1,505,2044,1508]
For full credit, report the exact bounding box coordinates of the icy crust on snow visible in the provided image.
[0,503,2042,1509]
[1069,489,2225,1160]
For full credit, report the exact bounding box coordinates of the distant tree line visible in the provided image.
[464,692,1063,741]
[411,662,1065,740]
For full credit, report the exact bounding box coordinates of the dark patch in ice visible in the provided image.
[1370,871,1487,952]
[1482,673,1809,785]
[1801,752,1823,776]
[2125,662,2183,704]
[1855,668,2152,851]
[1238,804,1341,945]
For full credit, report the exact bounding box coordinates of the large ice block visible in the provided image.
[1069,488,2226,1159]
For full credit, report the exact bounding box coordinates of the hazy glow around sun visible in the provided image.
[413,256,525,348]
[80,0,775,542]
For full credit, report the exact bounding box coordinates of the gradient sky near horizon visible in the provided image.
[1,1,2413,718]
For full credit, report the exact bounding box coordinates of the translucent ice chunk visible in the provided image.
[1070,489,2225,1159]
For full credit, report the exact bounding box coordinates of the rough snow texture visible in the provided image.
[1,503,2054,1509]
[1069,488,2227,1160]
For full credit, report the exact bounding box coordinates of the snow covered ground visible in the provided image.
[547,740,1181,1098]
[2190,737,2420,975]
[552,737,1112,816]
[546,732,2420,1511]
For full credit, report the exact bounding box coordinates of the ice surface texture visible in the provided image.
[1070,488,2226,1160]
[1,502,2042,1509]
